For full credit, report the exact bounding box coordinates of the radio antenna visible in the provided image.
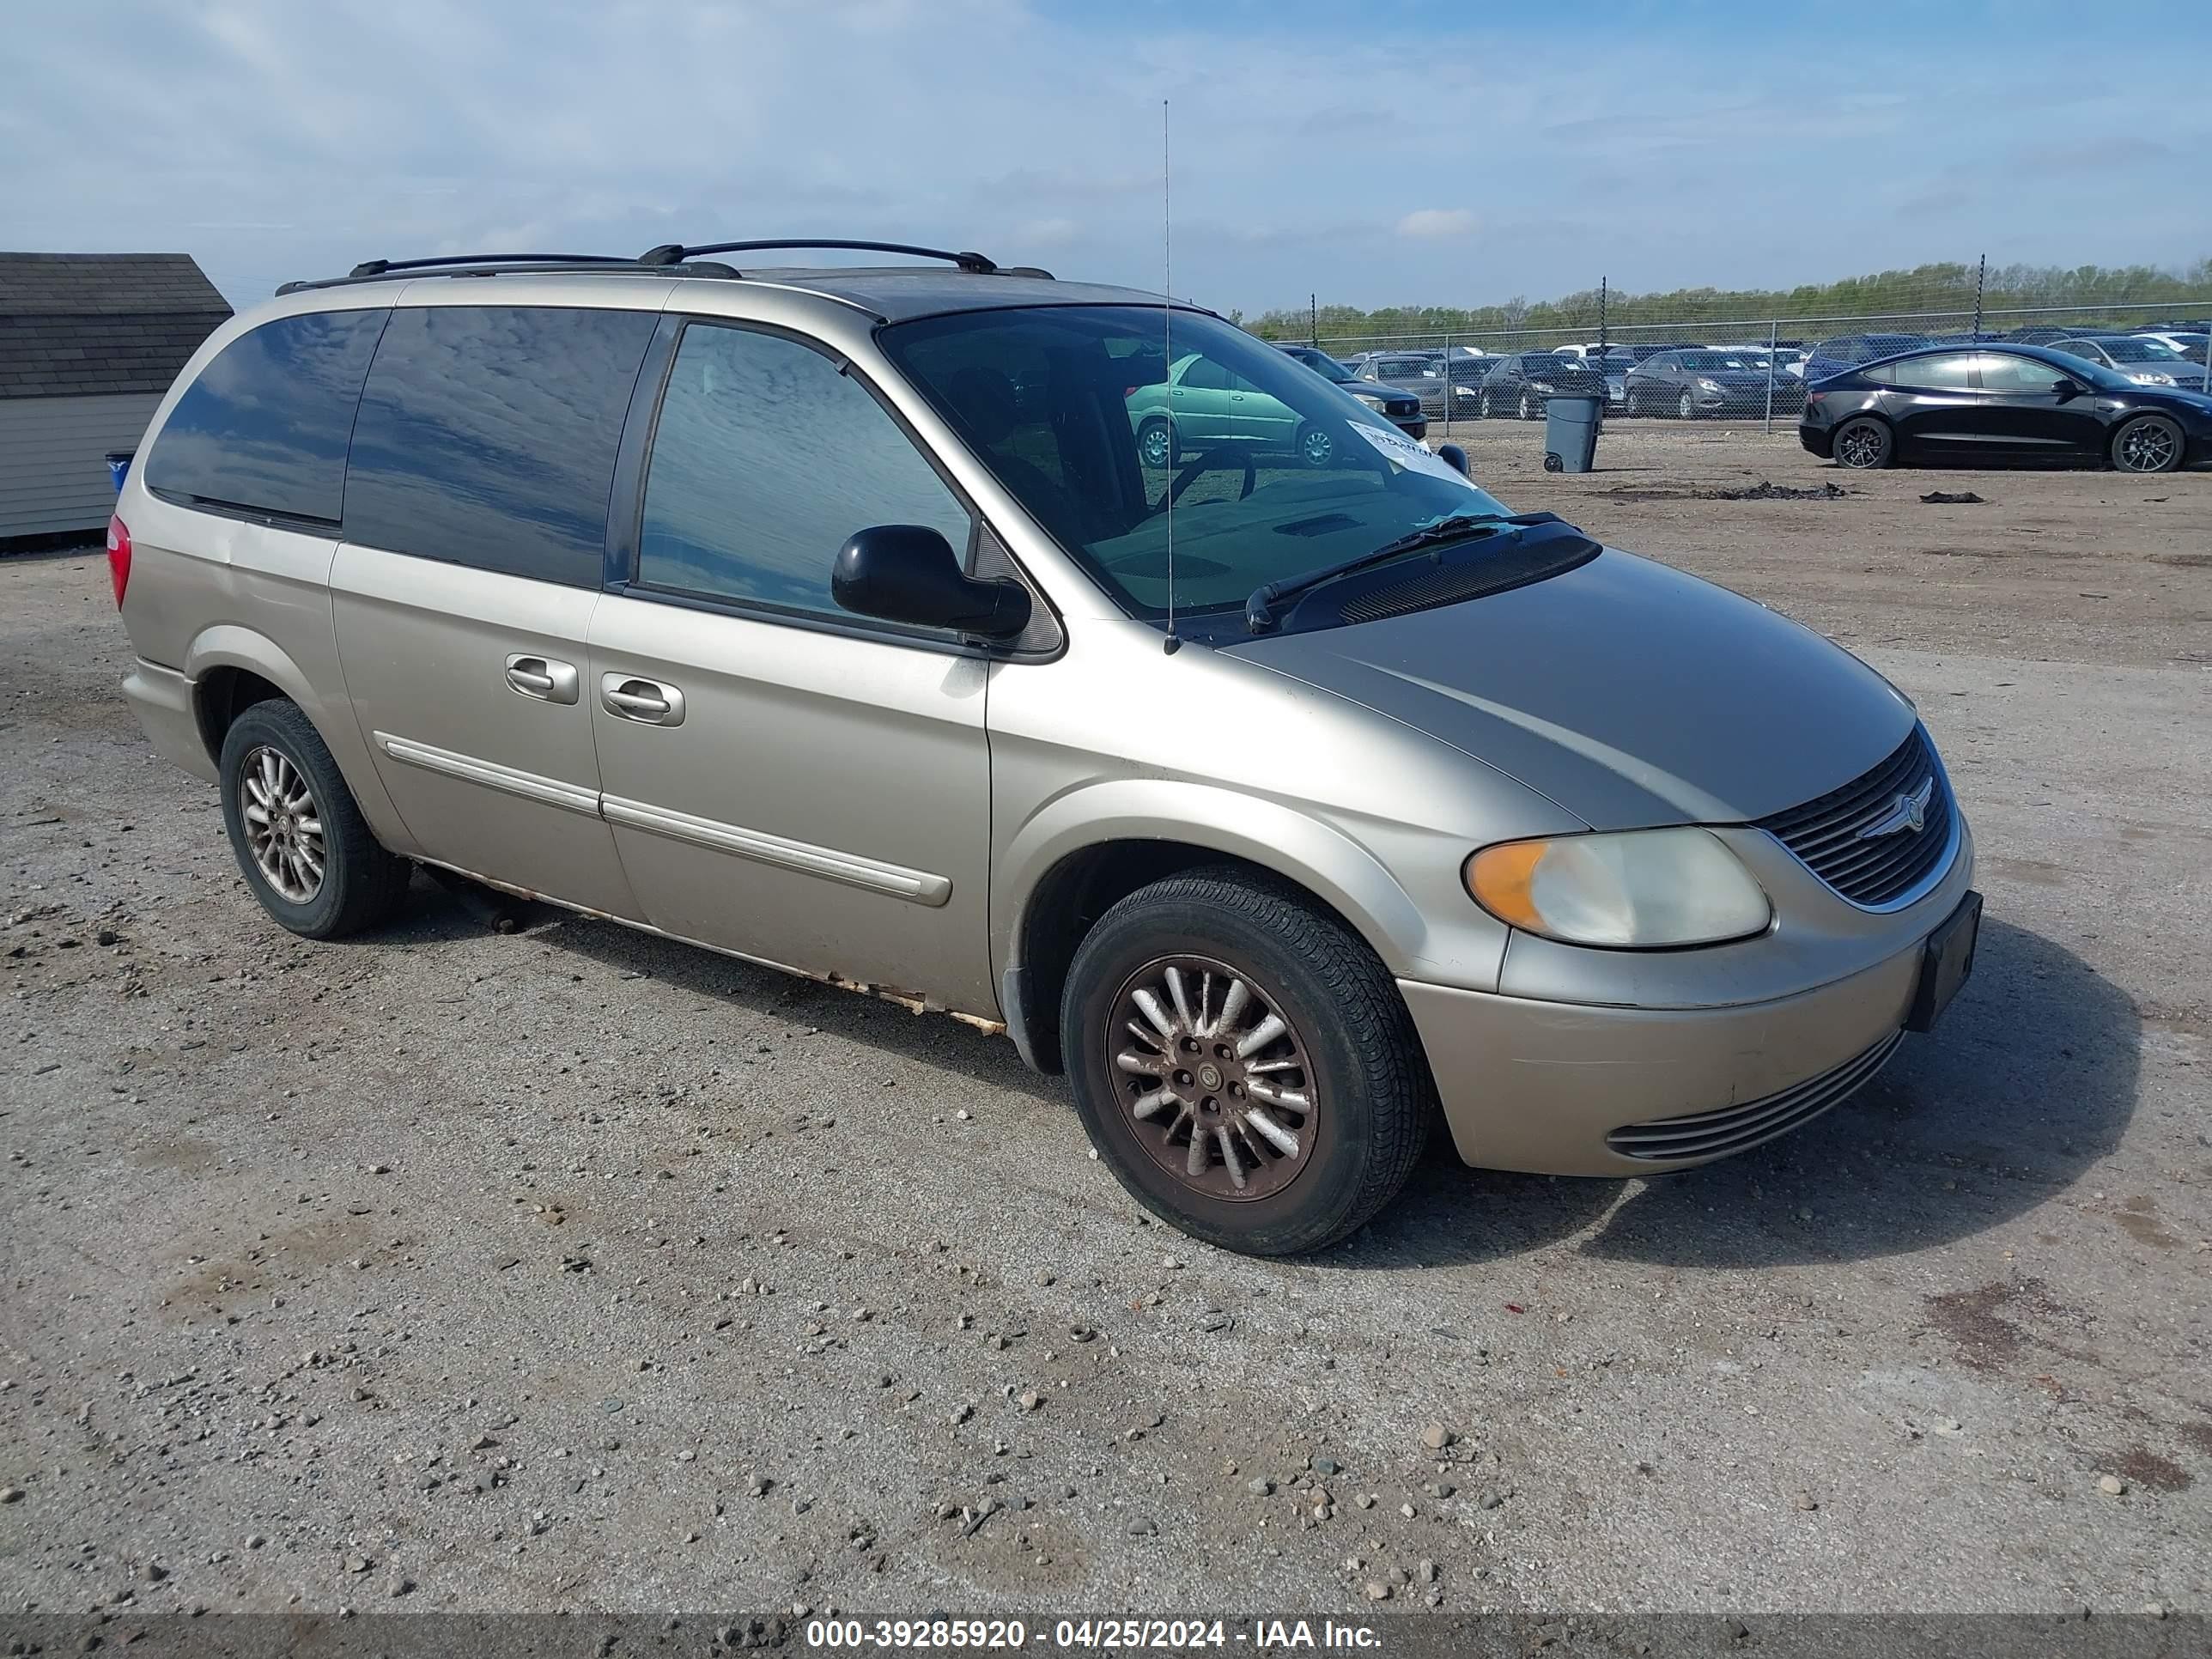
[1160,96,1181,655]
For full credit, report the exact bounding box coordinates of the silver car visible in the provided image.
[110,241,1980,1255]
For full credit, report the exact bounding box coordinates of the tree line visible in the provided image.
[1243,258,2212,341]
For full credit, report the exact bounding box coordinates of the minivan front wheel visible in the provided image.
[1137,417,1177,469]
[219,701,410,939]
[1062,868,1431,1255]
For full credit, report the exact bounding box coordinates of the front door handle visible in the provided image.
[600,673,685,726]
[505,653,580,704]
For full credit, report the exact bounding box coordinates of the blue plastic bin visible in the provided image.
[105,451,134,495]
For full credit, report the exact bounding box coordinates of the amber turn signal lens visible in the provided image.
[1464,839,1551,932]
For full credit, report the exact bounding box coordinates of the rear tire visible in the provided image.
[218,701,410,939]
[1062,868,1433,1256]
[2110,413,2183,473]
[1832,416,1893,470]
[1293,422,1334,468]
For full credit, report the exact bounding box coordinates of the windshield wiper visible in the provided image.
[1245,511,1553,633]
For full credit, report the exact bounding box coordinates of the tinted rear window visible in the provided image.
[143,310,389,526]
[341,306,657,587]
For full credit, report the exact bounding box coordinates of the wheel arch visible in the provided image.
[184,626,336,766]
[994,786,1429,1075]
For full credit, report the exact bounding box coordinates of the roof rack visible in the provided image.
[276,253,739,296]
[636,239,1051,279]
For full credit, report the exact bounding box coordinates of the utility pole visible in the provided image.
[1598,275,1607,351]
[1972,253,1986,341]
[1310,291,1318,348]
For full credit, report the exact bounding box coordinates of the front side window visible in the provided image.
[143,309,388,525]
[1976,353,2070,392]
[880,305,1509,632]
[636,324,972,620]
[342,306,657,586]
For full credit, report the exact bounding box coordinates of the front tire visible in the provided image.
[1678,389,1697,421]
[219,701,410,939]
[1832,416,1893,470]
[1137,416,1177,469]
[1062,868,1432,1256]
[2111,413,2183,473]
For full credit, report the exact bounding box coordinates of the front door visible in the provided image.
[1881,351,1982,459]
[1967,352,2112,457]
[586,318,998,1016]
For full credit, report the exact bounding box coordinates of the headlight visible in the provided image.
[1697,378,1723,392]
[1352,392,1386,408]
[2134,372,2174,385]
[1530,380,1555,393]
[1464,828,1771,948]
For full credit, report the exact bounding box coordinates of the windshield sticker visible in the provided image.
[1349,420,1481,489]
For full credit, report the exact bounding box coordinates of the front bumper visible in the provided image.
[120,658,216,783]
[1401,911,1951,1176]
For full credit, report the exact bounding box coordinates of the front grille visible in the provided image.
[1606,1030,1904,1162]
[1385,398,1418,416]
[1756,726,1954,907]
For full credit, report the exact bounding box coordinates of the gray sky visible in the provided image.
[4,0,2206,314]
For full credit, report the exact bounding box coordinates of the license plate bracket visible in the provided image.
[1905,890,1981,1033]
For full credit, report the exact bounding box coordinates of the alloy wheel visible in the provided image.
[1835,422,1888,468]
[2116,420,2179,472]
[1679,391,1694,420]
[1300,427,1334,466]
[238,744,325,903]
[1139,421,1172,468]
[1106,955,1316,1202]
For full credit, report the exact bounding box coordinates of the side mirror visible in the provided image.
[832,525,1032,638]
[1436,443,1469,477]
[2051,378,2081,400]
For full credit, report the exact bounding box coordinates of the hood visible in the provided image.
[1224,548,1916,830]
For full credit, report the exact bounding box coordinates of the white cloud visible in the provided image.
[1396,209,1478,240]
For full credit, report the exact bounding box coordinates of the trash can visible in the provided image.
[105,451,135,495]
[1542,397,1601,474]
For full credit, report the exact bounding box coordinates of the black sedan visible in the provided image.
[1623,349,1806,419]
[1276,344,1429,440]
[1477,351,1608,420]
[1799,343,2212,473]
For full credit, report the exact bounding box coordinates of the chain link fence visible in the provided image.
[1250,257,2212,436]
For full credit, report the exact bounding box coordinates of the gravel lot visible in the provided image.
[3,426,2208,1627]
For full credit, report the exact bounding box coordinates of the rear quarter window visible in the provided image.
[142,309,389,526]
[341,306,658,587]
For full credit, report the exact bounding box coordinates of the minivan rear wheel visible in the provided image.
[1062,868,1432,1255]
[218,701,410,939]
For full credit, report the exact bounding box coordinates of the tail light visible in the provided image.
[106,515,132,608]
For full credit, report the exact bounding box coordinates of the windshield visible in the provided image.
[2031,350,2134,392]
[880,305,1510,627]
[2100,337,2179,362]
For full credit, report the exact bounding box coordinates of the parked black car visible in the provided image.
[1477,351,1608,420]
[1624,349,1807,419]
[1275,343,1428,439]
[1799,343,2212,473]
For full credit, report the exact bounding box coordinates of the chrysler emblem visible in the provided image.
[1861,777,1934,839]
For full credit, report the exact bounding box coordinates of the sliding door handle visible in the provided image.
[505,654,580,704]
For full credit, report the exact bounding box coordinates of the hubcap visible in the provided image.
[2118,422,2176,471]
[1302,428,1332,465]
[238,745,325,903]
[1106,955,1317,1203]
[1837,424,1884,468]
[1140,423,1171,467]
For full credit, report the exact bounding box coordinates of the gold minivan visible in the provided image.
[112,242,1978,1255]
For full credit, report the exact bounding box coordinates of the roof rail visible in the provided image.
[637,240,1014,276]
[347,252,632,278]
[275,255,739,296]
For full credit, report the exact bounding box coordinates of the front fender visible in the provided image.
[993,776,1474,988]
